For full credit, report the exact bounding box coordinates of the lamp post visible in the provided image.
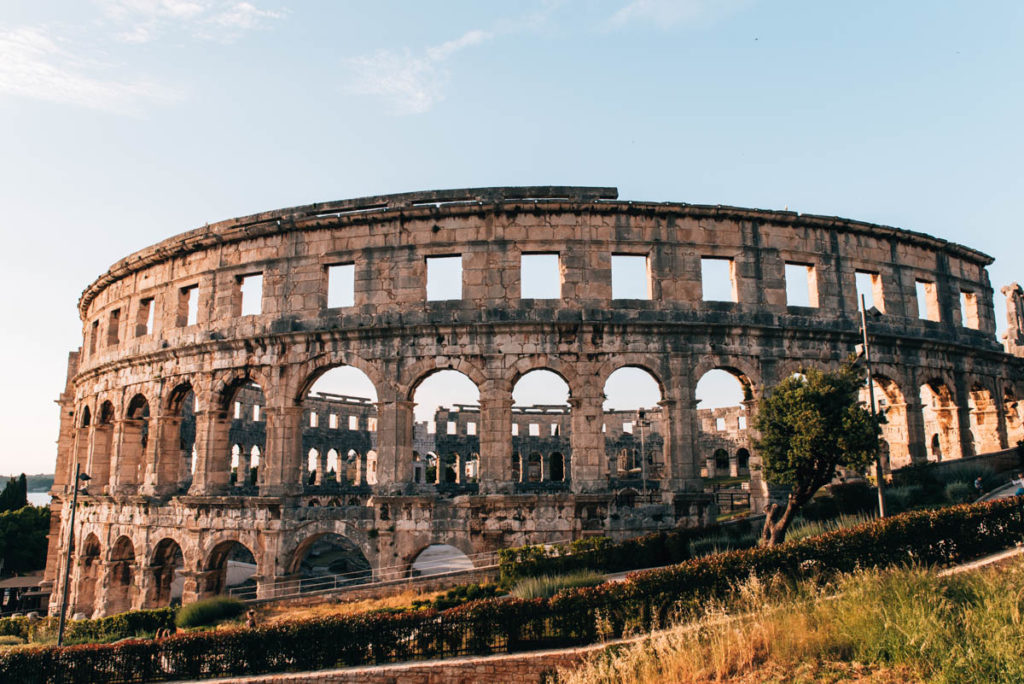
[57,464,90,647]
[636,409,650,496]
[858,294,886,519]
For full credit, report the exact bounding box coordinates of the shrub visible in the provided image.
[945,481,975,504]
[827,481,877,514]
[883,484,925,514]
[510,571,604,600]
[412,583,501,611]
[0,634,25,646]
[0,607,175,645]
[687,531,758,558]
[175,596,245,629]
[785,512,876,543]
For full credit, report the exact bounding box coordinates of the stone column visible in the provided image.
[374,400,415,493]
[111,419,146,495]
[237,447,250,487]
[261,406,304,497]
[569,381,606,492]
[661,396,699,489]
[189,409,231,495]
[478,387,512,493]
[903,398,929,464]
[88,424,114,494]
[142,414,183,497]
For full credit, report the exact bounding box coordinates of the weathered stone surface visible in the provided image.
[45,186,1024,617]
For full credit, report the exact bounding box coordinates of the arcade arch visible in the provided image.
[203,540,257,597]
[967,383,1002,454]
[301,366,378,489]
[147,538,185,607]
[511,369,571,485]
[105,535,137,614]
[920,380,962,461]
[410,544,473,577]
[603,366,664,482]
[288,533,372,591]
[412,370,479,486]
[73,533,101,617]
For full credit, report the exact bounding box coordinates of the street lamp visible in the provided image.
[858,294,887,519]
[57,464,90,647]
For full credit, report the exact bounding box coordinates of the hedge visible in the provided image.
[0,608,175,645]
[2,498,1022,683]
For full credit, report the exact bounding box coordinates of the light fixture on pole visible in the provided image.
[858,294,886,519]
[57,464,91,647]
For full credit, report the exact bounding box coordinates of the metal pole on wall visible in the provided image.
[860,294,887,519]
[57,463,81,646]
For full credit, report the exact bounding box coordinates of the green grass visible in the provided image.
[561,559,1024,684]
[509,570,605,600]
[785,511,877,543]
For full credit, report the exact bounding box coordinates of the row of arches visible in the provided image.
[66,528,475,618]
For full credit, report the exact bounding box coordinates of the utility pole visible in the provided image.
[860,294,887,518]
[57,464,90,647]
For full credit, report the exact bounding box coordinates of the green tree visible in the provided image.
[754,361,881,545]
[0,475,28,513]
[0,506,50,574]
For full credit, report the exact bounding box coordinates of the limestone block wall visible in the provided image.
[47,186,1024,618]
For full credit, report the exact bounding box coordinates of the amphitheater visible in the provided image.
[44,186,1024,618]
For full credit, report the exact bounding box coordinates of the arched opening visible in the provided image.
[695,368,752,480]
[1004,387,1024,446]
[412,370,479,489]
[117,394,150,491]
[410,544,473,578]
[90,402,115,492]
[326,449,340,484]
[345,449,363,486]
[105,536,137,615]
[73,533,101,617]
[736,447,750,470]
[80,406,91,428]
[302,366,378,491]
[859,375,909,470]
[230,444,242,485]
[513,369,571,486]
[166,383,196,493]
[930,433,943,461]
[148,539,185,607]
[968,383,1002,454]
[921,381,961,461]
[412,451,425,483]
[223,380,265,492]
[204,540,257,597]
[289,533,372,592]
[603,367,664,484]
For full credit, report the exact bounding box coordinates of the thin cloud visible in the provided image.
[0,26,181,114]
[609,0,749,29]
[95,0,285,43]
[345,29,492,115]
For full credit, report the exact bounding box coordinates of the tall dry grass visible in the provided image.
[560,559,1024,684]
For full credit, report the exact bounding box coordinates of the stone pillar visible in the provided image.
[1001,283,1024,357]
[189,409,231,495]
[88,425,114,495]
[262,406,304,497]
[569,381,605,492]
[317,450,328,485]
[142,414,183,496]
[903,399,928,464]
[112,419,146,495]
[375,400,415,493]
[237,447,250,487]
[661,397,699,489]
[478,387,512,493]
[880,401,911,469]
[354,454,364,486]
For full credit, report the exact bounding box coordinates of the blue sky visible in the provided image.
[1,1,1022,475]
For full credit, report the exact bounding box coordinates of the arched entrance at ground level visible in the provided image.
[105,536,137,615]
[203,541,257,597]
[968,384,1003,454]
[921,381,961,461]
[147,538,185,607]
[603,367,665,482]
[1005,388,1024,445]
[288,533,372,592]
[409,544,473,578]
[860,375,910,470]
[73,533,101,618]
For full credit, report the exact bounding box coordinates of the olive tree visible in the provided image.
[754,361,881,545]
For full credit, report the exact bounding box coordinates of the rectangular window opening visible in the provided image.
[467,421,477,436]
[511,423,519,436]
[234,401,242,420]
[89,320,99,356]
[179,285,199,327]
[309,412,318,428]
[738,415,747,430]
[960,290,980,329]
[855,271,885,313]
[529,423,540,437]
[700,257,737,302]
[329,414,338,429]
[136,298,154,337]
[784,262,819,308]
[611,254,651,300]
[239,273,263,316]
[426,255,463,301]
[447,420,457,435]
[716,417,727,431]
[520,253,561,299]
[327,263,355,308]
[349,415,359,430]
[367,417,377,432]
[623,421,633,434]
[427,421,437,435]
[916,280,940,321]
[106,309,121,347]
[253,404,261,422]
[550,424,559,436]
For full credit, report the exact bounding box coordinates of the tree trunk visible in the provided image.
[760,498,800,545]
